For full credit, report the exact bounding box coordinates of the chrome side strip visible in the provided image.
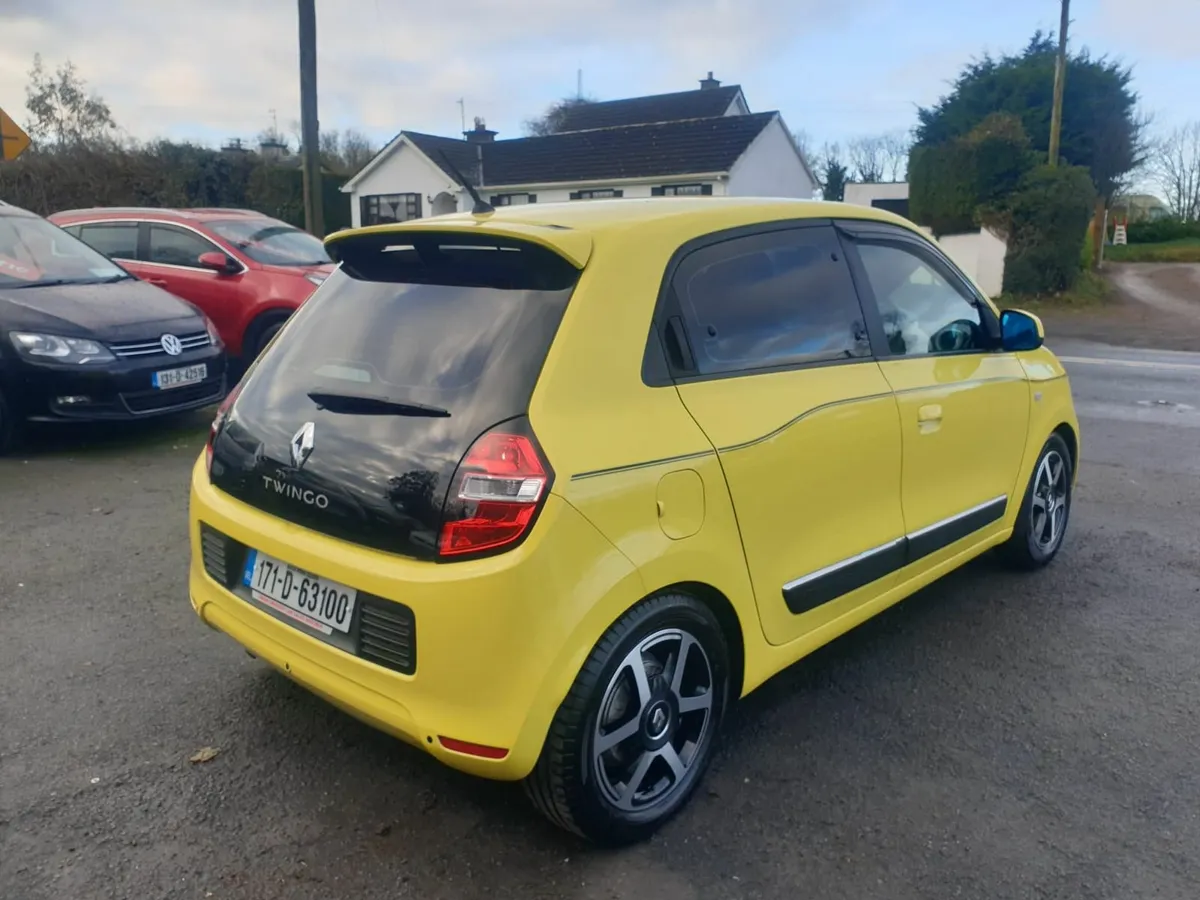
[782,494,1009,595]
[782,538,904,593]
[905,494,1008,541]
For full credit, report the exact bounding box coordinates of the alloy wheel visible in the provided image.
[592,628,714,812]
[1031,449,1068,553]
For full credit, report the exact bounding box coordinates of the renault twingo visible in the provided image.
[189,198,1079,844]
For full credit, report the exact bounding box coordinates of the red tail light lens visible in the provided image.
[438,426,550,558]
[205,382,242,475]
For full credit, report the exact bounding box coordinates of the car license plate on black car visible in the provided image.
[153,363,207,390]
[242,549,357,635]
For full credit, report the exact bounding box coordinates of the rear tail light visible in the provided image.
[438,422,551,558]
[205,382,242,475]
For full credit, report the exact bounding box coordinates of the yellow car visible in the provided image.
[189,197,1078,845]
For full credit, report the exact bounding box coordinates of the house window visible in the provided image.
[652,184,713,196]
[361,193,422,225]
[490,193,537,206]
[569,189,624,201]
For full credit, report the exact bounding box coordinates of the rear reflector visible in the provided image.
[438,736,509,759]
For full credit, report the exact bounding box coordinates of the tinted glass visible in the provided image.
[207,218,330,266]
[856,242,985,356]
[0,214,125,286]
[210,236,579,559]
[79,223,138,259]
[148,225,218,267]
[673,226,869,375]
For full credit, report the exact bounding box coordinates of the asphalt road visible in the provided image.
[3,341,1199,900]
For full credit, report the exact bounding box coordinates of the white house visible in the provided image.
[341,75,817,227]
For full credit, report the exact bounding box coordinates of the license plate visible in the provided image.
[242,550,357,635]
[153,363,207,390]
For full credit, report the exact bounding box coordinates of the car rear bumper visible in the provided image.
[12,346,227,423]
[188,456,643,780]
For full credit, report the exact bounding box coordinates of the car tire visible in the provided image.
[524,591,730,846]
[0,387,24,457]
[246,312,290,360]
[1000,432,1073,570]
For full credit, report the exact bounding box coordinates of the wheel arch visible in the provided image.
[657,580,747,701]
[242,305,294,357]
[1052,421,1079,479]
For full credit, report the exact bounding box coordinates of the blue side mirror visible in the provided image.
[1000,309,1044,352]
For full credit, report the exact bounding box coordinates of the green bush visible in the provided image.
[1002,165,1096,294]
[909,143,977,235]
[909,113,1036,236]
[1125,217,1200,244]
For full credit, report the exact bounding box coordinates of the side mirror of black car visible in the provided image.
[1000,308,1044,352]
[198,251,239,275]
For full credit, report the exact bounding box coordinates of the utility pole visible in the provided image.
[298,0,324,237]
[1047,0,1070,167]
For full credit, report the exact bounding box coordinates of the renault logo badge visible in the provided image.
[290,421,315,469]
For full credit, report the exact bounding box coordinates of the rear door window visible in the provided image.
[671,225,871,376]
[78,222,138,260]
[148,224,220,268]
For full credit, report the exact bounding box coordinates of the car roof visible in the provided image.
[50,207,269,223]
[0,201,40,219]
[328,197,923,270]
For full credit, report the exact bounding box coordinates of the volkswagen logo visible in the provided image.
[160,334,183,356]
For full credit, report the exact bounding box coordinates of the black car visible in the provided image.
[0,203,227,453]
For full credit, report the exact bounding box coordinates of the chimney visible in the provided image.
[464,116,497,144]
[699,71,720,90]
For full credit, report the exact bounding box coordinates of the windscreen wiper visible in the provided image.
[5,278,75,289]
[307,390,450,417]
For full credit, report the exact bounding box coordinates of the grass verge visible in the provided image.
[997,269,1112,312]
[1105,238,1200,263]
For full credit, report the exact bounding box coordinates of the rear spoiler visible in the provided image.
[325,228,584,291]
[326,220,592,269]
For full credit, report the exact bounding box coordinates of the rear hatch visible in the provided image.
[208,229,582,560]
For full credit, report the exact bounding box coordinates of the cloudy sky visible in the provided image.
[0,0,1196,152]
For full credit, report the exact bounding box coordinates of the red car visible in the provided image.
[50,208,335,359]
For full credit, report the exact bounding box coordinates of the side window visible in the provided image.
[856,242,986,356]
[148,225,218,268]
[672,226,869,376]
[78,223,138,260]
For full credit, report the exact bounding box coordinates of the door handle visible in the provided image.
[917,404,943,423]
[147,278,168,286]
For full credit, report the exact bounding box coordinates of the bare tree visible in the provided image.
[316,128,376,175]
[338,128,375,174]
[847,136,886,183]
[1152,121,1200,221]
[846,131,911,183]
[523,96,596,136]
[880,130,912,181]
[24,54,117,148]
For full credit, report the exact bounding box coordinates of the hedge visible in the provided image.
[1124,217,1200,244]
[0,143,350,234]
[1002,165,1095,294]
[908,113,1036,236]
[908,143,977,235]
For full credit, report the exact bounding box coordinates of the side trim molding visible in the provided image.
[782,495,1008,615]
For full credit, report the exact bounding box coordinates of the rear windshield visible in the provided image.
[260,273,568,398]
[235,234,580,427]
